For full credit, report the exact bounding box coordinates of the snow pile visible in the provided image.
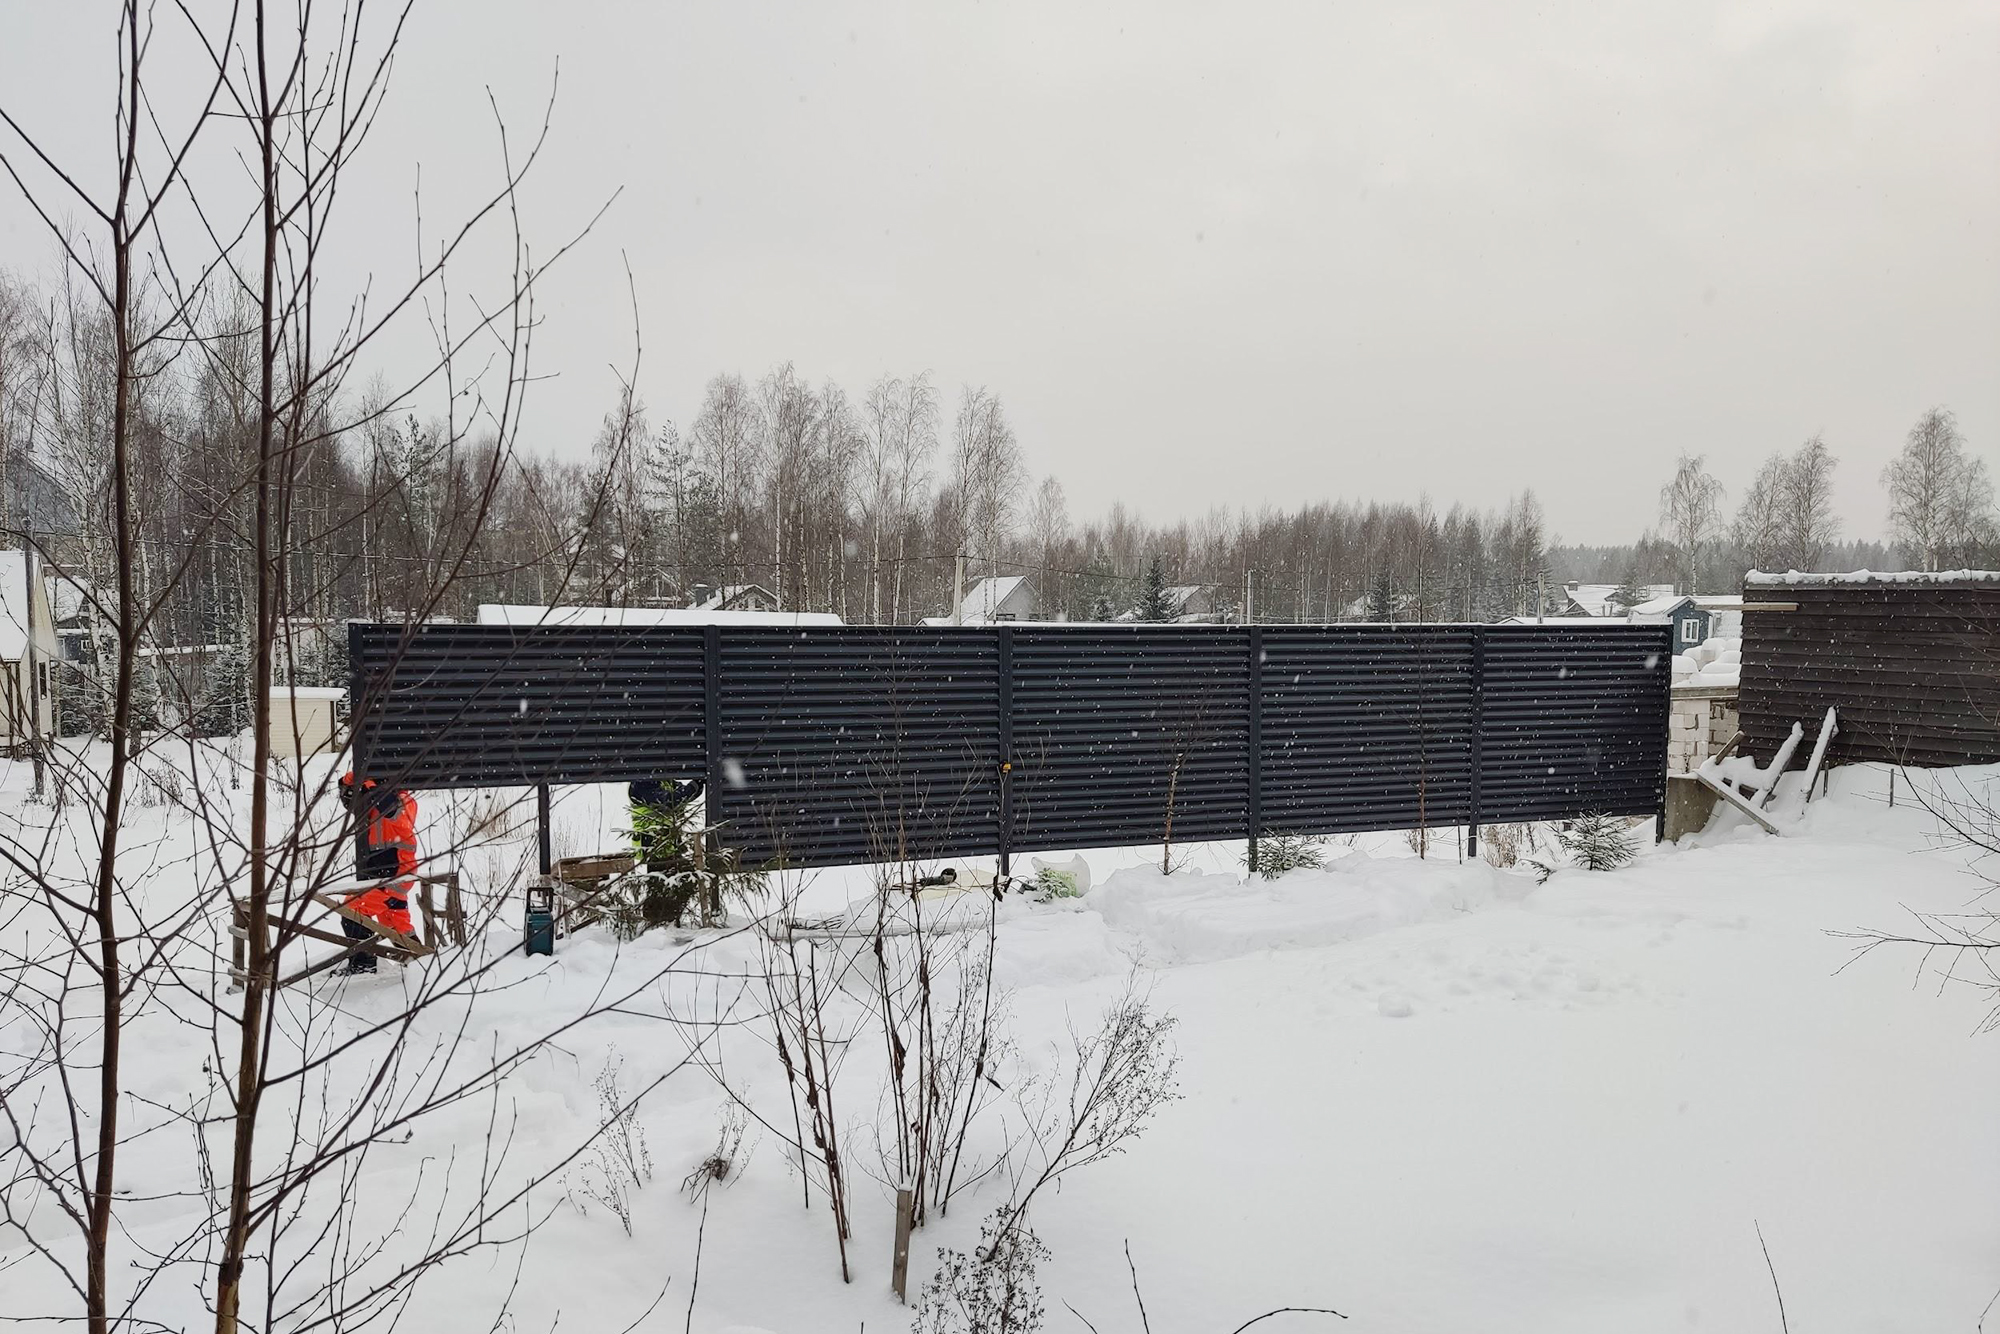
[1087,850,1531,965]
[1673,635,1740,687]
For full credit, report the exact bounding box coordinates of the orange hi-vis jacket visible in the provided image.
[343,774,418,937]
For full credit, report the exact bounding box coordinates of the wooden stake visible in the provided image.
[892,1183,915,1302]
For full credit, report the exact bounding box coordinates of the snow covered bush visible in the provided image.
[915,1211,1050,1334]
[1246,832,1328,879]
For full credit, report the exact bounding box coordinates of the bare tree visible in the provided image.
[1884,407,1994,571]
[950,387,1025,575]
[1658,454,1724,594]
[1778,434,1839,571]
[1733,452,1790,572]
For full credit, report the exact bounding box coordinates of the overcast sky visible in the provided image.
[2,1,1995,544]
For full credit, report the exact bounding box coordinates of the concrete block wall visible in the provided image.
[1668,684,1738,773]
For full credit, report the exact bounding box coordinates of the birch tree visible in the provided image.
[1657,454,1723,594]
[1884,407,1994,571]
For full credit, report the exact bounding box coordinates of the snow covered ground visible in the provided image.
[3,752,1998,1331]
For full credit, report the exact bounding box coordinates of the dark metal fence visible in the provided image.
[1739,576,2000,767]
[352,621,1670,870]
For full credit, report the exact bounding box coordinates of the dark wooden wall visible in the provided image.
[1739,578,2000,767]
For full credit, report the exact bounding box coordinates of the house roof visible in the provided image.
[0,551,32,661]
[49,570,95,623]
[1562,582,1677,617]
[948,575,1029,624]
[690,583,775,612]
[1627,593,1695,617]
[477,603,843,628]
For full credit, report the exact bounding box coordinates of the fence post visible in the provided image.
[704,624,723,847]
[535,783,552,875]
[1655,626,1671,843]
[997,625,1014,881]
[1247,626,1263,873]
[1468,627,1485,860]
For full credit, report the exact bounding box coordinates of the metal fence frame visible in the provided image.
[352,621,1671,872]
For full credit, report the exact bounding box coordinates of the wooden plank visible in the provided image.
[275,919,412,957]
[308,892,434,956]
[1797,708,1838,805]
[1757,723,1806,809]
[1695,768,1782,835]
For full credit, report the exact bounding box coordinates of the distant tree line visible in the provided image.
[2,264,1992,647]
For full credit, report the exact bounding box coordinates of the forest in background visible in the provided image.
[3,263,1994,659]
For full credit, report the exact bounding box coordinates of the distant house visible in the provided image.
[1164,585,1221,622]
[49,568,98,664]
[922,575,1037,626]
[687,584,781,614]
[0,550,59,746]
[1559,581,1676,618]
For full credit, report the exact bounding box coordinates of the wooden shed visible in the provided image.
[270,685,345,758]
[1738,572,2000,767]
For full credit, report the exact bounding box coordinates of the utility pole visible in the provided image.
[1243,566,1254,624]
[951,552,965,626]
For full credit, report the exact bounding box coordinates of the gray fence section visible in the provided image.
[1739,578,2000,767]
[712,627,1001,869]
[351,621,1670,869]
[349,623,705,788]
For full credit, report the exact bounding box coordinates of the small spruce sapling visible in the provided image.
[1245,832,1328,879]
[1527,812,1639,882]
[1030,866,1081,901]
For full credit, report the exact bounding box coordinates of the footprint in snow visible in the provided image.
[1377,993,1414,1019]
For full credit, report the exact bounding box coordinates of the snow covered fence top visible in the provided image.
[1745,569,2000,588]
[1737,576,2000,767]
[349,621,1672,871]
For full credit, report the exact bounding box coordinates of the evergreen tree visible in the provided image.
[1133,554,1176,622]
[1609,564,1646,610]
[1365,566,1395,622]
[195,642,253,738]
[1530,812,1640,882]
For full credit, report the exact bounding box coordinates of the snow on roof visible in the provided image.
[948,575,1029,624]
[1562,583,1676,616]
[477,603,844,628]
[1495,615,1615,626]
[0,551,31,661]
[1744,569,2000,587]
[272,685,346,701]
[1627,593,1694,616]
[690,584,775,611]
[48,570,94,622]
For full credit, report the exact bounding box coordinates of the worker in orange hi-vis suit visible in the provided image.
[338,773,418,974]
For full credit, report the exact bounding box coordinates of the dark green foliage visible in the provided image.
[1244,832,1329,880]
[1132,554,1175,622]
[1366,566,1395,622]
[194,643,252,738]
[54,661,96,738]
[1529,812,1640,881]
[1609,565,1647,610]
[606,790,764,938]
